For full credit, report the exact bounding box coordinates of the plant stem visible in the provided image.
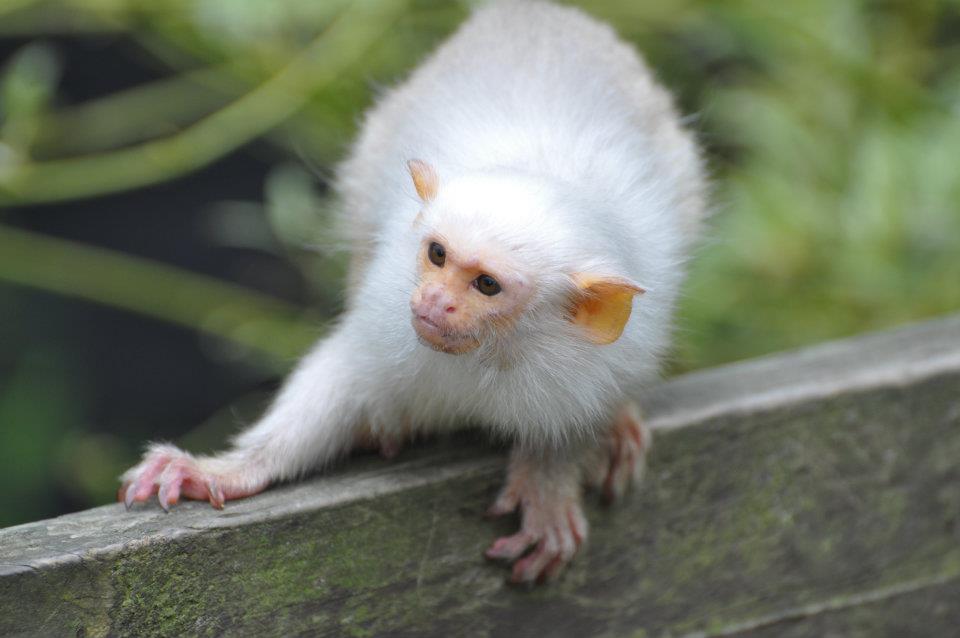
[0,223,320,363]
[0,0,406,206]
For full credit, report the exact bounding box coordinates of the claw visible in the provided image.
[485,500,517,519]
[207,478,225,510]
[123,484,136,511]
[511,538,559,584]
[485,530,536,561]
[566,505,586,546]
[541,555,565,582]
[486,484,521,518]
[157,482,175,513]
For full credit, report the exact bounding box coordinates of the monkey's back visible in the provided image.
[337,0,706,296]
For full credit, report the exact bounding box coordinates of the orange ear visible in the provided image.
[570,274,646,345]
[407,159,438,202]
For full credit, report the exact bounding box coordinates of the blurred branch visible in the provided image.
[32,67,243,157]
[0,223,319,363]
[0,0,126,36]
[0,0,406,206]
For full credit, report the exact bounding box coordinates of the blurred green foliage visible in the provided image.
[0,0,958,525]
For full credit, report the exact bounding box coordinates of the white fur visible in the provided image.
[197,0,706,484]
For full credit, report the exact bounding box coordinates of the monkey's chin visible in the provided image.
[412,317,480,355]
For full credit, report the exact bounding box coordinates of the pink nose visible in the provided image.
[413,286,457,323]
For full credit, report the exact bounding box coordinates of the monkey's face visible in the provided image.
[410,236,533,354]
[404,160,645,353]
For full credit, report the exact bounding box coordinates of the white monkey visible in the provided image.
[121,0,706,583]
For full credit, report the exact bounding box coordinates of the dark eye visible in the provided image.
[428,242,445,267]
[475,274,501,296]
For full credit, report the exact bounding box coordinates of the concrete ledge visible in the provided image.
[2,314,959,637]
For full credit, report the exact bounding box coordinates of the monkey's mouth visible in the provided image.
[412,314,480,355]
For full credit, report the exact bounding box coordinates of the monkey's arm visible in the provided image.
[120,324,366,510]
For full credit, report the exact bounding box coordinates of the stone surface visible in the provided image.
[1,314,958,637]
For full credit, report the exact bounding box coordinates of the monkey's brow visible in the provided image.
[437,248,483,270]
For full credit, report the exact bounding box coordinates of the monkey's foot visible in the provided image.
[353,429,404,460]
[587,403,652,503]
[485,453,588,584]
[353,420,412,460]
[118,444,266,512]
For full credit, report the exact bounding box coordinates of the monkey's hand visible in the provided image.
[118,444,268,512]
[485,449,588,584]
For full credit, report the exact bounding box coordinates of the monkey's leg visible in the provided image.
[485,448,588,584]
[584,402,652,502]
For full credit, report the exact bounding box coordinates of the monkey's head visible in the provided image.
[406,159,645,356]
